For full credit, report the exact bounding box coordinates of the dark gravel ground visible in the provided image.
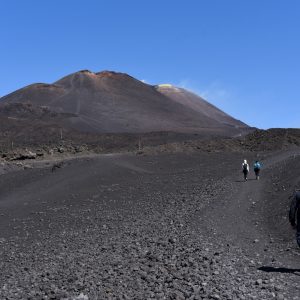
[0,151,300,299]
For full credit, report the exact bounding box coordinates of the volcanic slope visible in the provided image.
[156,84,244,128]
[1,70,248,135]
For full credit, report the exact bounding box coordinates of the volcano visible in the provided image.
[0,70,249,135]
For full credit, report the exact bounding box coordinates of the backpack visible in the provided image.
[243,163,248,171]
[254,162,261,170]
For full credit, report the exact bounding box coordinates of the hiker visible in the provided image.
[242,159,249,181]
[253,160,262,180]
[289,190,300,247]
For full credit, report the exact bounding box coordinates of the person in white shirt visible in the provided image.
[242,159,249,181]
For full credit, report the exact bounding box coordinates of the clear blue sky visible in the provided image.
[1,0,299,129]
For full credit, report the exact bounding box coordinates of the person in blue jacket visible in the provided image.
[253,160,262,180]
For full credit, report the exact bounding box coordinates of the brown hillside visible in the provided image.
[1,70,249,135]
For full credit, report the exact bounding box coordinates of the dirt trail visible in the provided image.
[193,150,300,298]
[211,151,300,242]
[200,150,300,266]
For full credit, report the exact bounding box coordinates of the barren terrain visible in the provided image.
[0,147,300,299]
[0,70,299,299]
